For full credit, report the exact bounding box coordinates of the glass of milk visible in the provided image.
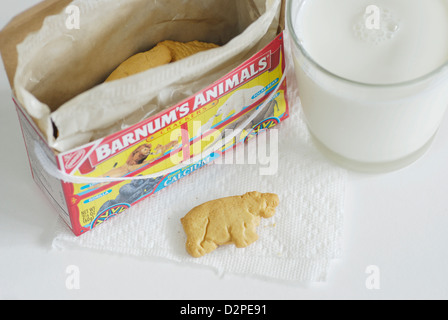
[287,0,448,172]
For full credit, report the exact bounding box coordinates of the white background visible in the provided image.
[1,0,448,300]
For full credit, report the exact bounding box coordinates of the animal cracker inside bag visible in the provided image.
[105,41,220,82]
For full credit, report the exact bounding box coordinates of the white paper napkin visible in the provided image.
[52,95,348,282]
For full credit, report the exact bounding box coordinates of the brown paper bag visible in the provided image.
[0,0,72,86]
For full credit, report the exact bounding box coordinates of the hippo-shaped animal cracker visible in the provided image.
[181,192,280,258]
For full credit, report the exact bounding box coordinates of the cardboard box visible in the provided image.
[1,0,290,236]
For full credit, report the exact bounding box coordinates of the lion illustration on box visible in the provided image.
[100,139,180,180]
[126,144,154,166]
[181,192,280,258]
[99,143,155,179]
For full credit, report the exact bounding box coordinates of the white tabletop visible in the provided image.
[1,0,448,300]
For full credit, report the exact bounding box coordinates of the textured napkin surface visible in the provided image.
[52,101,348,282]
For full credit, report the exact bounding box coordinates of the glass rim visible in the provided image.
[286,0,448,89]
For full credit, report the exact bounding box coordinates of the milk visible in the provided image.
[288,0,448,170]
[297,0,448,84]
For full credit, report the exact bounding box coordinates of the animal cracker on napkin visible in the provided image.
[106,40,219,82]
[181,192,279,258]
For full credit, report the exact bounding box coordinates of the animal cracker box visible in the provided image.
[0,0,290,236]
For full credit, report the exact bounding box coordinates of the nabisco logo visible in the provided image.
[63,149,86,171]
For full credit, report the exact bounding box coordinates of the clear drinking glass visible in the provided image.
[287,0,448,172]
